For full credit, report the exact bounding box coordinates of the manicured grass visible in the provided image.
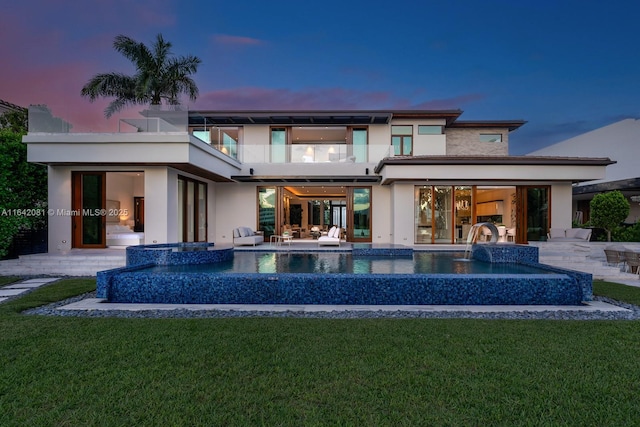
[1,279,640,426]
[594,280,640,306]
[0,276,19,287]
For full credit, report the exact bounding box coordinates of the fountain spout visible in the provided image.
[463,222,500,259]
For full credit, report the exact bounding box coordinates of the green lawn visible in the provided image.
[1,279,639,426]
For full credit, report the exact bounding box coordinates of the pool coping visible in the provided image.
[59,298,629,314]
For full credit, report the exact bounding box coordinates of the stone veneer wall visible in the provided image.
[445,128,509,156]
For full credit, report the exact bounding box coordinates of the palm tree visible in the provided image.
[81,34,201,118]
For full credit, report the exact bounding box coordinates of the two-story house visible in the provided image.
[24,107,612,252]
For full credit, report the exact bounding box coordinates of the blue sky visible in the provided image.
[1,0,638,154]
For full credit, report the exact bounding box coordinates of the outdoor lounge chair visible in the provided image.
[624,250,640,275]
[318,226,341,246]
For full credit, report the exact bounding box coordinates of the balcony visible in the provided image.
[200,143,391,164]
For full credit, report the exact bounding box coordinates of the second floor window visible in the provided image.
[392,125,413,156]
[479,133,502,142]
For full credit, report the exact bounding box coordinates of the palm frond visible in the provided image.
[81,33,202,117]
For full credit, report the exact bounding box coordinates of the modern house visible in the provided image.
[24,106,613,252]
[529,118,640,225]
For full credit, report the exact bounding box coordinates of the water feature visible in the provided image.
[96,243,592,306]
[463,222,500,259]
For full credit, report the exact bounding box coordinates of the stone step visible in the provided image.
[1,256,125,276]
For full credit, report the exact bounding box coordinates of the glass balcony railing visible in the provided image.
[27,105,190,133]
[210,144,391,164]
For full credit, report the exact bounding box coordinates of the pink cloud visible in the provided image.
[212,34,265,46]
[193,87,483,111]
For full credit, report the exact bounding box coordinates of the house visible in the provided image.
[24,107,613,252]
[528,118,640,225]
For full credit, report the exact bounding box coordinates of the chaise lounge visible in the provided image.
[318,226,341,246]
[232,226,263,246]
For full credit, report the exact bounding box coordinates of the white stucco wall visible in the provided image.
[389,184,416,245]
[214,183,260,244]
[47,166,72,252]
[142,167,172,244]
[550,183,574,230]
[371,185,391,244]
[529,118,639,185]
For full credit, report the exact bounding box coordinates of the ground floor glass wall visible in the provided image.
[415,185,521,244]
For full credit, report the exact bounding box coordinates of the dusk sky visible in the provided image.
[1,0,638,154]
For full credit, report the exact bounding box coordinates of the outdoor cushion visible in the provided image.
[548,228,565,239]
[328,226,337,238]
[576,228,591,240]
[565,228,581,239]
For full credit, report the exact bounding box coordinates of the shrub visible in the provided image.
[590,191,630,242]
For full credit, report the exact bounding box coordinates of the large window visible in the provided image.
[418,125,442,135]
[271,128,287,163]
[392,125,413,155]
[212,127,240,158]
[352,128,368,162]
[190,126,241,159]
[415,186,455,243]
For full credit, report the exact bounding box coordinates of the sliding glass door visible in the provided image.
[71,172,106,248]
[348,187,371,242]
[516,186,550,243]
[178,176,207,242]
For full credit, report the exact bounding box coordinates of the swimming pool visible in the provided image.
[96,244,592,306]
[141,252,553,275]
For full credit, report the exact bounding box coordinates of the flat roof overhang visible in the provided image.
[188,110,465,126]
[374,156,615,185]
[449,120,527,132]
[573,177,640,196]
[29,161,235,183]
[230,175,380,184]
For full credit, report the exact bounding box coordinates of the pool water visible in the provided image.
[141,252,554,276]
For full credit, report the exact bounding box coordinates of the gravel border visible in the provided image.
[22,293,640,320]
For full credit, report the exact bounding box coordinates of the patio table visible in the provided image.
[270,235,293,246]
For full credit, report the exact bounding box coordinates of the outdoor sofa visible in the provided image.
[547,228,592,242]
[233,226,263,246]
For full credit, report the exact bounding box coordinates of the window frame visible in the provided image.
[479,133,503,143]
[391,125,413,156]
[418,125,443,135]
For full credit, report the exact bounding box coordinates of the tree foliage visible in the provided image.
[80,34,201,118]
[0,112,48,258]
[590,190,630,242]
[0,109,28,133]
